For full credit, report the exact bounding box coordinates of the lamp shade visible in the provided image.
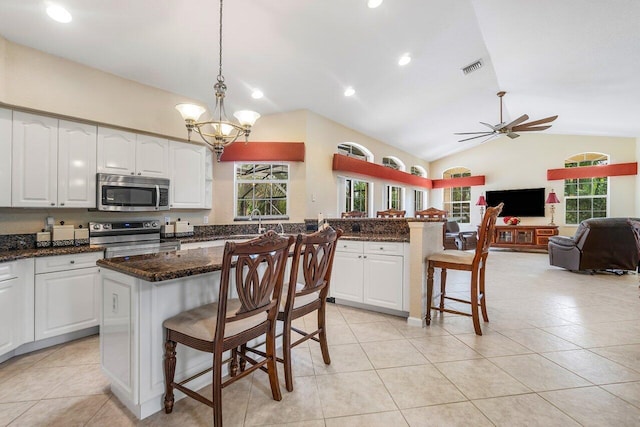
[546,190,560,204]
[476,195,487,206]
[233,110,261,127]
[175,104,206,122]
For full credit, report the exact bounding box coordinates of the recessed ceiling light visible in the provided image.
[46,4,72,23]
[251,89,264,99]
[398,53,412,66]
[344,87,356,97]
[367,0,383,8]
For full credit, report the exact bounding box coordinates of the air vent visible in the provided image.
[461,59,483,75]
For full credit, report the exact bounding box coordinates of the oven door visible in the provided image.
[97,174,170,211]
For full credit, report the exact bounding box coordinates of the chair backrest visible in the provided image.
[415,207,447,220]
[628,219,640,260]
[341,211,366,218]
[445,221,460,234]
[216,231,294,339]
[283,227,343,311]
[376,209,406,218]
[473,202,504,264]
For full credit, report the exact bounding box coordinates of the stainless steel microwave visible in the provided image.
[97,173,170,212]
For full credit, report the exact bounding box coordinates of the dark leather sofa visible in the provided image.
[548,217,640,272]
[445,221,478,251]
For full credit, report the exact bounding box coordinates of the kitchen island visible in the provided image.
[97,246,231,420]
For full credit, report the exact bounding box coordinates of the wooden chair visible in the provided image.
[341,211,366,218]
[162,231,295,426]
[415,207,447,219]
[425,203,503,335]
[244,226,343,392]
[376,209,406,218]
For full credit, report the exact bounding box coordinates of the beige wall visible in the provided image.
[429,133,637,236]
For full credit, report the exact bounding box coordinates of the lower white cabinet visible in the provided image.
[34,252,102,340]
[0,259,34,358]
[331,240,407,312]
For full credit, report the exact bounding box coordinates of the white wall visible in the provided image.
[429,133,637,235]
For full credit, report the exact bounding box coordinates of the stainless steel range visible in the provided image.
[90,220,180,258]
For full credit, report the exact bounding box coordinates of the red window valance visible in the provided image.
[332,154,432,188]
[431,175,486,189]
[547,162,637,180]
[219,142,305,162]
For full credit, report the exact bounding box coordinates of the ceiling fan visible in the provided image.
[455,91,558,143]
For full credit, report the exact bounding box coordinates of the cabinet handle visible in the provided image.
[112,293,119,312]
[70,260,75,264]
[379,247,384,250]
[138,172,141,175]
[51,203,55,206]
[60,202,65,206]
[363,255,367,259]
[131,172,134,175]
[358,255,362,258]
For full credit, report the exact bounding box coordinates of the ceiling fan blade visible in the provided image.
[480,121,504,131]
[511,125,552,132]
[458,132,496,143]
[504,114,529,130]
[480,134,500,144]
[519,115,558,127]
[454,131,496,135]
[506,132,520,139]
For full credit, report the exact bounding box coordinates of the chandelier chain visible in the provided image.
[218,0,224,82]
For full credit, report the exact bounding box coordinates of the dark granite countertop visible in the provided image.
[0,245,105,263]
[97,246,226,282]
[340,234,409,242]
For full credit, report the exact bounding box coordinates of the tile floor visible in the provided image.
[1,251,640,426]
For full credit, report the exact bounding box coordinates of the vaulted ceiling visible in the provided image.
[1,0,638,161]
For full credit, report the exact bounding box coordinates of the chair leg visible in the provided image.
[479,264,489,322]
[426,262,435,325]
[282,317,294,392]
[230,347,238,377]
[239,343,247,372]
[470,270,482,335]
[163,339,177,414]
[318,304,331,366]
[213,352,223,427]
[440,268,447,311]
[266,321,283,401]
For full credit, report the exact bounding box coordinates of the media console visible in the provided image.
[491,225,559,251]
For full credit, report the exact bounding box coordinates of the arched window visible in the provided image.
[443,167,471,223]
[410,166,427,177]
[337,142,374,162]
[410,166,427,212]
[382,156,405,171]
[564,152,609,225]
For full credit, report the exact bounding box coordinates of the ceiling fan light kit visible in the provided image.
[455,91,558,143]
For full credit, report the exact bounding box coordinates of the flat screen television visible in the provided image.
[485,188,545,217]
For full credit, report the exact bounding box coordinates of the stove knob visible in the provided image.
[144,222,151,228]
[151,221,159,228]
[103,224,111,230]
[93,224,101,230]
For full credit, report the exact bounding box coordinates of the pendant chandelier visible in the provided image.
[175,0,260,161]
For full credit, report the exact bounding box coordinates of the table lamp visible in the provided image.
[476,194,487,218]
[546,189,560,225]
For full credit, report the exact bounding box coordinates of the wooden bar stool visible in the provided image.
[376,209,406,218]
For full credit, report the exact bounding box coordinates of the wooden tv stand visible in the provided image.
[491,225,559,251]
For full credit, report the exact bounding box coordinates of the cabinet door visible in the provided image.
[97,127,137,175]
[169,141,205,208]
[330,251,364,303]
[0,108,11,207]
[0,277,21,356]
[12,112,58,207]
[363,254,403,310]
[136,135,169,177]
[35,267,100,340]
[58,120,97,208]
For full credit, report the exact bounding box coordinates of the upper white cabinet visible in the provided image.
[169,141,206,209]
[0,109,11,207]
[58,120,97,208]
[12,112,97,208]
[12,112,59,207]
[98,127,169,178]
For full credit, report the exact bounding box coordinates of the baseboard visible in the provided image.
[0,326,99,364]
[406,317,424,327]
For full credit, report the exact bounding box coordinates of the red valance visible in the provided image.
[332,154,432,189]
[547,162,637,180]
[219,142,305,162]
[431,175,486,189]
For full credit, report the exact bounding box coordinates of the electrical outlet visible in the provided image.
[203,216,209,224]
[164,216,171,224]
[46,216,54,229]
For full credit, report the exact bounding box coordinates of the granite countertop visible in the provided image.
[0,245,105,263]
[340,234,409,242]
[97,246,227,282]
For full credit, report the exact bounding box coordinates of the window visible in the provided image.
[235,163,289,218]
[411,166,427,212]
[564,153,609,225]
[386,185,404,210]
[345,178,369,214]
[410,166,427,176]
[443,167,471,223]
[382,156,405,171]
[337,142,373,162]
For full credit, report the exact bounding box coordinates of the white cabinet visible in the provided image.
[169,141,206,209]
[11,112,58,207]
[97,128,169,178]
[0,108,11,207]
[34,252,102,340]
[331,240,407,312]
[11,112,97,208]
[0,259,35,358]
[58,120,97,208]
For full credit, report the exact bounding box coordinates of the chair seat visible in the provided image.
[163,299,267,342]
[428,249,474,265]
[280,282,320,311]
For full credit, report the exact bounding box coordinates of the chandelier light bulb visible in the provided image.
[234,110,261,127]
[175,104,206,122]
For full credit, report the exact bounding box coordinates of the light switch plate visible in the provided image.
[46,216,54,228]
[203,216,209,224]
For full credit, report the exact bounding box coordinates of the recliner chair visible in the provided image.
[548,217,639,272]
[445,221,478,250]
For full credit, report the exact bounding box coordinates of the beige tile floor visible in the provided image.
[2,250,640,426]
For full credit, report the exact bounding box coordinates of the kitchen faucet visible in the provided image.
[276,222,285,236]
[249,209,266,234]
